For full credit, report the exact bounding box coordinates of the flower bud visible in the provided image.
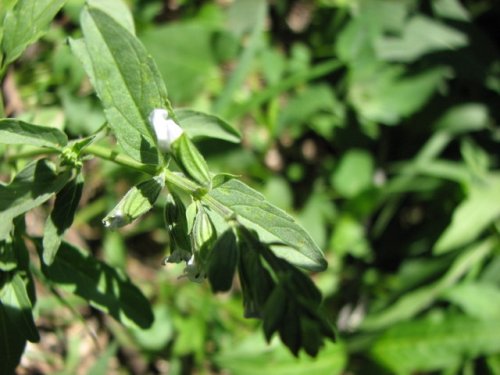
[170,133,211,187]
[192,203,216,263]
[182,254,205,283]
[148,109,183,152]
[103,174,164,229]
[164,193,192,259]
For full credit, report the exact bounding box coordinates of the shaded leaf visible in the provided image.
[41,241,154,329]
[0,159,72,239]
[0,273,39,374]
[43,173,84,265]
[208,229,238,292]
[361,237,494,330]
[371,313,500,374]
[0,273,39,342]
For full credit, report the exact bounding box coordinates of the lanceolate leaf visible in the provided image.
[43,173,84,265]
[0,159,72,240]
[0,119,68,148]
[371,313,500,374]
[0,273,40,374]
[176,109,241,143]
[41,241,154,329]
[1,0,66,67]
[361,237,494,330]
[434,177,500,254]
[78,7,170,165]
[208,179,327,271]
[86,0,135,33]
[0,273,39,342]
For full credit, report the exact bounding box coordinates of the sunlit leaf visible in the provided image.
[0,119,68,148]
[176,109,240,143]
[1,0,66,66]
[208,179,327,271]
[77,7,170,164]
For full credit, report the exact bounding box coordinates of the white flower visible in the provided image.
[148,109,184,152]
[181,255,205,283]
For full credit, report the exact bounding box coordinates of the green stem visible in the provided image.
[83,144,157,175]
[83,144,233,219]
[6,142,234,221]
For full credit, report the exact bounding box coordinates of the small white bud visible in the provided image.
[148,109,184,152]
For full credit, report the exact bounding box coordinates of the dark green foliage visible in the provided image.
[1,0,500,373]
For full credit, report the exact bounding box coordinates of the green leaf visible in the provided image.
[262,284,287,341]
[361,237,494,330]
[0,119,68,148]
[176,109,241,143]
[78,7,170,165]
[371,313,500,374]
[0,273,39,342]
[442,282,500,320]
[208,229,238,292]
[0,273,40,374]
[128,305,173,352]
[140,22,216,104]
[209,179,327,271]
[41,241,154,329]
[0,243,16,271]
[215,334,347,375]
[170,134,211,186]
[331,149,374,198]
[1,0,66,67]
[0,159,72,239]
[434,177,500,254]
[349,65,447,125]
[434,103,489,134]
[375,15,468,62]
[432,0,470,21]
[0,300,26,375]
[43,173,84,265]
[86,0,135,33]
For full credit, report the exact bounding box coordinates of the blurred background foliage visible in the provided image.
[4,0,500,373]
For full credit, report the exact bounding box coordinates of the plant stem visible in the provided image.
[83,144,234,219]
[83,144,157,175]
